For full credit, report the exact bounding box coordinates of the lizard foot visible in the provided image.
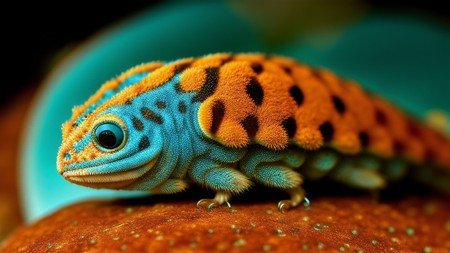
[277,186,310,213]
[196,191,231,211]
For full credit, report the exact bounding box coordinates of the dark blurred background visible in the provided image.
[1,1,160,107]
[1,0,449,108]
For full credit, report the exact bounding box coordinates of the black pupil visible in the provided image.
[98,130,117,148]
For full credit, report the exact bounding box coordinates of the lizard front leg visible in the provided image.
[189,158,251,211]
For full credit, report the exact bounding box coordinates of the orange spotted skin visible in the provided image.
[178,53,450,170]
[61,53,450,172]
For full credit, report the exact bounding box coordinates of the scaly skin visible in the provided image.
[57,53,450,212]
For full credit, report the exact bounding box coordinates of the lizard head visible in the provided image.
[57,62,169,189]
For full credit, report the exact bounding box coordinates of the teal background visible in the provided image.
[20,2,449,221]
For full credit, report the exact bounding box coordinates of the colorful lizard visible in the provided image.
[57,53,450,212]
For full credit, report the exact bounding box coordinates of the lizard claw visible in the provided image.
[196,199,218,211]
[196,191,232,211]
[206,201,218,211]
[277,197,310,213]
[277,200,291,213]
[303,197,311,207]
[277,187,309,213]
[196,199,231,211]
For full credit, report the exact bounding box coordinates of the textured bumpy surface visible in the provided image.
[57,53,450,212]
[2,194,450,253]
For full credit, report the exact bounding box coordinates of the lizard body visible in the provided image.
[57,53,450,211]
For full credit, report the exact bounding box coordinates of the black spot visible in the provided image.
[178,101,187,114]
[332,96,346,114]
[138,136,150,150]
[282,117,297,138]
[210,100,225,134]
[221,55,234,65]
[283,67,292,74]
[358,131,370,147]
[319,121,334,142]
[72,123,78,128]
[375,109,387,125]
[241,115,259,138]
[141,107,163,125]
[251,63,263,74]
[132,117,144,131]
[246,77,264,106]
[289,86,304,106]
[156,101,166,109]
[174,82,183,93]
[192,67,220,102]
[174,62,191,74]
[125,99,132,105]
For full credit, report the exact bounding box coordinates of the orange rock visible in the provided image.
[2,195,449,253]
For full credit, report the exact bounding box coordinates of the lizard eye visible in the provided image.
[93,122,125,150]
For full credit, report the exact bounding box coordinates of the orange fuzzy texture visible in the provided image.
[182,54,450,168]
[61,53,450,169]
[179,67,206,91]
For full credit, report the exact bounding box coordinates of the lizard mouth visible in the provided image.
[62,157,157,185]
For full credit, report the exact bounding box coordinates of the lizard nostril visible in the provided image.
[64,152,71,160]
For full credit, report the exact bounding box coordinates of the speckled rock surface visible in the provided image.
[2,193,449,253]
